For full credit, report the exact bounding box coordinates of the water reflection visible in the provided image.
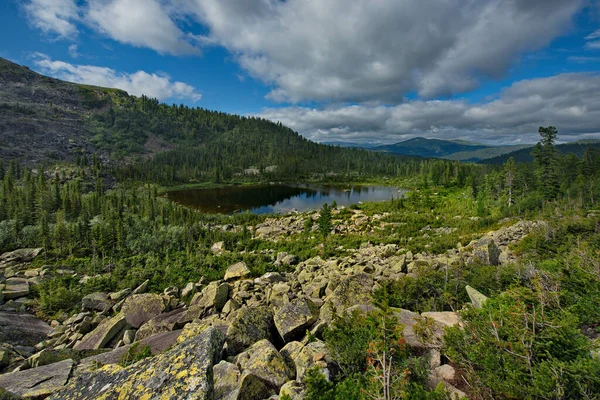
[167,184,405,214]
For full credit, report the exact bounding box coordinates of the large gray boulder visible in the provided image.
[0,311,51,347]
[51,327,225,400]
[466,285,489,308]
[0,358,73,398]
[0,248,42,265]
[226,307,275,355]
[274,298,318,342]
[121,293,166,328]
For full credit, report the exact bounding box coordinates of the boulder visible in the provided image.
[2,278,29,300]
[235,339,294,390]
[51,327,225,400]
[135,308,185,341]
[180,282,196,303]
[0,248,42,265]
[81,292,114,313]
[131,279,149,295]
[280,381,306,400]
[214,360,273,400]
[211,241,226,255]
[0,311,51,347]
[121,293,166,329]
[0,358,73,398]
[319,273,374,322]
[109,288,131,302]
[74,313,128,350]
[274,298,318,342]
[421,312,460,327]
[294,341,333,382]
[224,262,251,282]
[191,281,230,311]
[466,285,488,309]
[226,307,275,355]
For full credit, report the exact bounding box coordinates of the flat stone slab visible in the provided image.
[0,311,51,346]
[74,313,127,350]
[3,278,29,300]
[0,358,73,398]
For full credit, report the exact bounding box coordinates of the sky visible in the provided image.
[1,0,600,145]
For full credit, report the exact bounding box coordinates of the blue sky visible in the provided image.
[1,0,600,145]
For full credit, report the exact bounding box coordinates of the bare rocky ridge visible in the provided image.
[0,215,544,399]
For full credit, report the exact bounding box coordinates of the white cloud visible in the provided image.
[32,54,202,102]
[585,28,600,49]
[187,0,583,102]
[86,0,200,55]
[23,0,80,38]
[68,44,80,58]
[256,73,600,145]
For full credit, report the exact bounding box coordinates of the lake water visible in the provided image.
[167,184,405,214]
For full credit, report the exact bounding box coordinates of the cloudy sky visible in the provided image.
[1,0,600,145]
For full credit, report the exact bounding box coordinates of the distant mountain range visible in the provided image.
[326,137,600,163]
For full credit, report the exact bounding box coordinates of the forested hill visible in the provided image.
[480,140,600,164]
[0,57,411,183]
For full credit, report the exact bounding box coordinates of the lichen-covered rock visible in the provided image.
[176,322,210,344]
[319,273,374,322]
[235,340,293,390]
[121,293,166,329]
[191,281,230,311]
[293,341,333,382]
[421,312,460,327]
[224,262,251,281]
[226,307,275,355]
[0,311,51,347]
[213,361,273,400]
[74,313,128,350]
[280,341,304,376]
[76,330,182,376]
[81,292,114,313]
[0,358,73,398]
[280,381,306,400]
[274,298,318,342]
[51,327,225,400]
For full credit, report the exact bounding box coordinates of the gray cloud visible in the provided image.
[188,0,583,102]
[23,0,585,102]
[256,73,600,145]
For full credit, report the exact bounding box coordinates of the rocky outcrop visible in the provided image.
[50,327,225,400]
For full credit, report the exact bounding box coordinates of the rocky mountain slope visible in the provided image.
[0,209,544,399]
